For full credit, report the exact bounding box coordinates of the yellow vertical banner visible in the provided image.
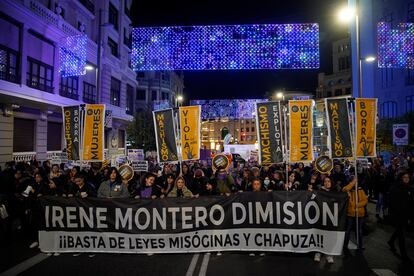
[355,98,377,157]
[289,100,314,163]
[179,105,201,161]
[82,104,105,161]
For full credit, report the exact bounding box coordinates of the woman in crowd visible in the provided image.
[160,174,175,197]
[189,169,207,196]
[200,178,219,196]
[168,176,194,198]
[249,178,266,257]
[342,177,368,252]
[284,172,301,191]
[132,173,162,199]
[387,171,412,262]
[270,170,285,191]
[314,176,336,264]
[215,167,234,195]
[97,167,129,198]
[181,163,193,186]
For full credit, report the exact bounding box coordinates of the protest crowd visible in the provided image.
[0,153,413,263]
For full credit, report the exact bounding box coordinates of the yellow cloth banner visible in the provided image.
[179,106,201,161]
[289,100,314,163]
[82,104,105,161]
[355,98,377,157]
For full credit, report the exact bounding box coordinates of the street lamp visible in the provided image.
[275,91,284,101]
[176,95,183,107]
[338,3,362,97]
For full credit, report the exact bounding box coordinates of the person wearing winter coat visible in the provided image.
[167,176,193,198]
[342,177,368,251]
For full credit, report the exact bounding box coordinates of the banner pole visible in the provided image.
[283,104,289,185]
[350,98,359,249]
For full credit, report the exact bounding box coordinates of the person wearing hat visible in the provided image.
[189,169,208,197]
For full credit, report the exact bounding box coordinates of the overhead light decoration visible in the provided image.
[153,100,171,111]
[190,99,267,119]
[377,22,414,69]
[59,34,87,77]
[132,23,320,70]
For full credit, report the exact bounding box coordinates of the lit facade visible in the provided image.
[316,37,352,99]
[349,0,414,118]
[135,70,184,111]
[0,0,136,167]
[201,118,257,150]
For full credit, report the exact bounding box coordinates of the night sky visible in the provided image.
[131,0,348,100]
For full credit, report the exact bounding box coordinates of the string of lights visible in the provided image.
[132,23,320,71]
[377,22,414,69]
[59,34,88,77]
[190,99,267,119]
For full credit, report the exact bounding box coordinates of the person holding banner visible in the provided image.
[97,168,129,198]
[215,168,234,195]
[167,176,194,198]
[314,176,336,264]
[160,174,176,196]
[284,172,302,191]
[132,173,162,199]
[342,178,368,252]
[73,174,96,198]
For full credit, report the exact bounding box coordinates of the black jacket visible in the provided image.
[389,183,411,225]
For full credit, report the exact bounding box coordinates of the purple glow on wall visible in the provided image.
[378,22,414,69]
[132,23,320,71]
[59,34,87,77]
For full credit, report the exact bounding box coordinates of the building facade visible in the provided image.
[201,118,257,150]
[349,0,414,118]
[0,0,136,167]
[135,70,184,111]
[316,37,352,99]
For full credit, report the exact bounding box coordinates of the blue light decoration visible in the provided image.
[190,99,267,119]
[59,34,87,77]
[378,22,414,69]
[153,100,172,111]
[132,24,319,71]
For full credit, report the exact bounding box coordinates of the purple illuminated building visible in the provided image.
[0,0,136,166]
[349,0,414,118]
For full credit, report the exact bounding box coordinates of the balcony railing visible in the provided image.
[78,0,95,15]
[26,0,81,37]
[59,89,79,100]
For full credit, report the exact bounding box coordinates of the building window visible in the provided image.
[408,2,414,21]
[137,72,145,78]
[78,0,95,14]
[126,84,134,115]
[26,57,53,93]
[407,95,414,113]
[47,122,62,151]
[246,127,250,132]
[123,28,132,48]
[161,91,169,100]
[108,37,119,58]
[13,118,34,152]
[251,127,255,132]
[406,69,414,86]
[110,77,120,106]
[381,101,397,118]
[381,68,394,88]
[118,129,125,148]
[326,91,332,97]
[108,2,118,31]
[345,87,351,94]
[59,75,79,99]
[83,81,96,103]
[151,90,157,101]
[136,89,146,100]
[0,44,19,83]
[334,89,342,96]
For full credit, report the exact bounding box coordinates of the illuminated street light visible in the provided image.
[84,65,94,71]
[364,56,376,62]
[337,6,356,23]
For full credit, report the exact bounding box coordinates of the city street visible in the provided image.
[1,203,413,276]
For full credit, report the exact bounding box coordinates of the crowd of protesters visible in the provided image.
[0,153,413,263]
